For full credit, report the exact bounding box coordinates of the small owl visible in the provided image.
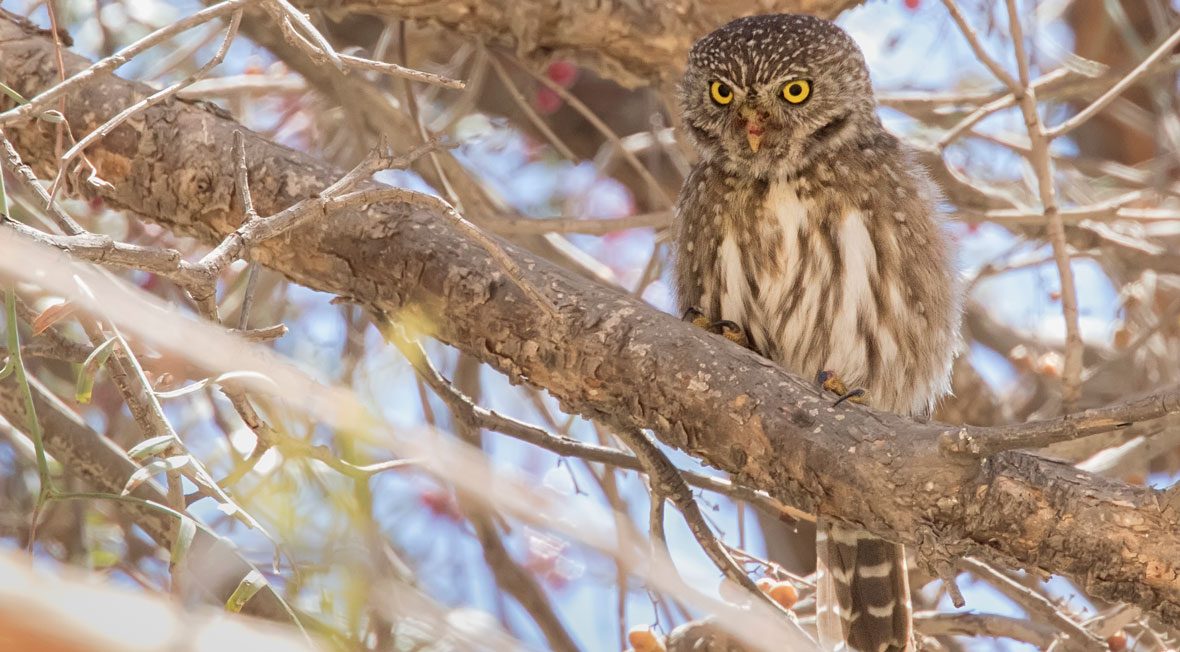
[674,14,959,652]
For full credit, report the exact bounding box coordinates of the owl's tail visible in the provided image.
[816,519,913,652]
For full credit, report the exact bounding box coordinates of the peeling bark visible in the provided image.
[3,11,1180,626]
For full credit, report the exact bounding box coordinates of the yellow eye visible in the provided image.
[782,80,811,104]
[709,81,734,105]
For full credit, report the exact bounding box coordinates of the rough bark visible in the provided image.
[3,11,1180,627]
[304,0,863,87]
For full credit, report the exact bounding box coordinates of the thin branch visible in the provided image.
[1002,0,1084,409]
[503,54,674,208]
[1047,25,1180,139]
[487,52,578,161]
[939,0,1021,90]
[942,385,1180,457]
[958,558,1106,651]
[488,211,670,236]
[374,314,806,522]
[51,10,246,198]
[339,51,466,89]
[915,611,1055,648]
[264,0,344,71]
[607,425,814,647]
[0,0,252,127]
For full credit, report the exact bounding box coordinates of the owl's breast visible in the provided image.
[706,178,920,412]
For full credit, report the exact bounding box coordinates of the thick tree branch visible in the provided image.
[4,12,1180,627]
[298,0,862,87]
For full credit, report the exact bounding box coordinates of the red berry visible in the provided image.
[534,88,562,114]
[545,61,578,87]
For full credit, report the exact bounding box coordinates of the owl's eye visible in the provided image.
[709,81,734,106]
[781,80,811,104]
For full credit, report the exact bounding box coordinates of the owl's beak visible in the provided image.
[739,106,764,153]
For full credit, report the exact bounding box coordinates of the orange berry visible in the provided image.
[1106,631,1127,651]
[756,577,775,593]
[1113,327,1132,350]
[769,581,799,609]
[627,627,665,652]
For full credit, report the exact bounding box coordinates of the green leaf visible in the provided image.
[170,516,196,567]
[225,570,266,613]
[121,455,191,495]
[126,435,178,460]
[75,337,117,404]
[0,81,26,104]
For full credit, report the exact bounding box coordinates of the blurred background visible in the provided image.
[2,0,1180,650]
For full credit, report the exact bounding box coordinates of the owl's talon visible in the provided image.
[816,369,868,406]
[683,308,751,348]
[707,319,750,348]
[833,388,867,406]
[682,307,712,330]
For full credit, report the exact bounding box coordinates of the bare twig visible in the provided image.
[958,558,1106,651]
[503,54,674,208]
[941,385,1180,457]
[51,9,247,198]
[608,425,801,629]
[487,52,578,161]
[1047,26,1180,139]
[374,314,805,522]
[0,0,253,127]
[942,0,1084,409]
[264,0,344,71]
[489,211,670,236]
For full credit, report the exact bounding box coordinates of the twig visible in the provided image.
[447,353,583,652]
[915,611,1055,648]
[189,139,447,291]
[487,53,578,161]
[938,68,1075,149]
[373,314,809,522]
[1046,25,1180,139]
[264,0,344,71]
[1006,0,1083,409]
[958,558,1106,651]
[0,132,83,234]
[939,0,1021,90]
[503,54,674,208]
[339,51,465,89]
[488,211,670,236]
[941,385,1180,456]
[943,0,1084,409]
[609,424,810,638]
[50,10,246,199]
[0,0,253,127]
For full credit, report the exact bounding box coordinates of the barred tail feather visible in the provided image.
[816,519,912,652]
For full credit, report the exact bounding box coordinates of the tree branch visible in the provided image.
[292,0,863,87]
[5,10,1180,627]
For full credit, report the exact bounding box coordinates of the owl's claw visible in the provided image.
[683,308,751,349]
[816,370,868,406]
[683,307,712,329]
[708,319,750,348]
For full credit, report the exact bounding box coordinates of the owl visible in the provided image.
[674,13,959,652]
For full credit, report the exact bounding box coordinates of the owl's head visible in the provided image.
[679,14,877,178]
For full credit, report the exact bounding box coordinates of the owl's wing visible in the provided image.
[671,164,710,315]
